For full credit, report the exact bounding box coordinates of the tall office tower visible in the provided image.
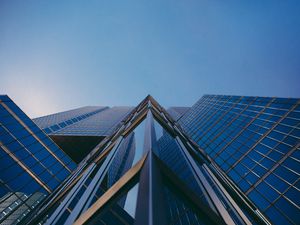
[33,106,134,163]
[25,96,271,225]
[0,95,76,224]
[178,95,300,225]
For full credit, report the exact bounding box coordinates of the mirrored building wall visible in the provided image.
[1,94,299,225]
[178,95,300,225]
[25,96,271,225]
[0,95,76,224]
[33,106,134,136]
[33,105,134,163]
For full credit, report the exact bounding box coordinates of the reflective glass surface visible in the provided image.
[86,182,139,225]
[34,106,134,136]
[163,179,217,225]
[0,95,76,224]
[179,95,300,225]
[153,119,214,211]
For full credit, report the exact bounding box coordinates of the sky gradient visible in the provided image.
[1,0,300,118]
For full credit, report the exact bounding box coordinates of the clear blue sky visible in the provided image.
[1,0,300,118]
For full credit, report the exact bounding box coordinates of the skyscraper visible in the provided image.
[0,94,299,225]
[178,95,300,225]
[33,106,133,137]
[22,95,273,225]
[0,95,76,224]
[33,106,134,163]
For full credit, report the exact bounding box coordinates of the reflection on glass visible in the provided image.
[108,120,145,215]
[154,120,163,141]
[107,119,145,189]
[107,133,136,188]
[131,120,146,166]
[123,183,139,218]
[98,119,146,220]
[88,120,146,210]
[152,119,212,208]
[163,178,219,225]
[87,182,139,225]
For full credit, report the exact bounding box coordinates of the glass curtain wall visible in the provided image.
[25,96,272,225]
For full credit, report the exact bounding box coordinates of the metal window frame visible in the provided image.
[73,154,148,225]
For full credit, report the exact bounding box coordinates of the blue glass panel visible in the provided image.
[265,174,289,193]
[283,136,298,146]
[248,189,270,210]
[238,179,251,192]
[274,166,298,184]
[1,159,24,182]
[274,197,299,224]
[245,172,259,185]
[260,157,275,169]
[228,169,241,183]
[56,168,70,181]
[256,182,279,202]
[283,157,300,174]
[284,187,300,206]
[265,207,291,225]
[8,171,40,193]
[153,119,210,206]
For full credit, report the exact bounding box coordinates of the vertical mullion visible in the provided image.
[64,136,123,224]
[135,109,168,225]
[45,163,96,225]
[176,136,236,225]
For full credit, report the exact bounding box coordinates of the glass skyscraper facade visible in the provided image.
[0,95,76,224]
[33,106,134,136]
[22,96,272,225]
[0,94,299,225]
[178,95,300,225]
[33,105,134,163]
